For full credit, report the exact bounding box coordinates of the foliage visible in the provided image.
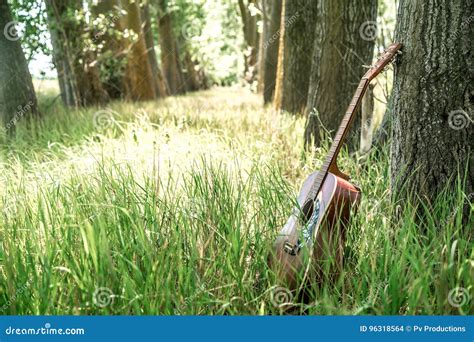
[0,87,472,315]
[9,0,50,63]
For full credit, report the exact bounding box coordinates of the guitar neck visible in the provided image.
[305,43,402,203]
[324,78,369,169]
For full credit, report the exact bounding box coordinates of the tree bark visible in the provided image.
[238,0,260,85]
[304,0,377,150]
[391,0,473,201]
[0,0,40,135]
[119,0,158,101]
[46,0,109,107]
[142,2,169,97]
[263,0,282,104]
[157,10,186,95]
[278,0,317,114]
[91,0,128,99]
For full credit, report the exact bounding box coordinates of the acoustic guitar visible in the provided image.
[270,43,403,292]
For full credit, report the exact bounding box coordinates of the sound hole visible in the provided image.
[301,200,314,223]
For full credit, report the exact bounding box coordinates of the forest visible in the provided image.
[0,0,472,315]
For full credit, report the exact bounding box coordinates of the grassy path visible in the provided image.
[0,87,472,314]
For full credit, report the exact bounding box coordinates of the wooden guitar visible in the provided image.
[270,43,403,291]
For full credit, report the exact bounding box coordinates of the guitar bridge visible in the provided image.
[283,241,300,256]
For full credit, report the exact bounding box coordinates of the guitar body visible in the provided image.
[272,172,360,290]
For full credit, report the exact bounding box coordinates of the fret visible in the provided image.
[302,44,402,202]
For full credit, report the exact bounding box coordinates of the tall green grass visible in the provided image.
[0,87,472,315]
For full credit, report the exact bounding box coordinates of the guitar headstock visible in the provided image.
[363,43,402,81]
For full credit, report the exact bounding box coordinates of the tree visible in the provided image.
[0,0,40,135]
[90,0,128,100]
[262,0,282,104]
[390,0,473,201]
[238,0,260,85]
[45,0,109,107]
[304,0,377,149]
[142,1,169,97]
[275,0,317,114]
[156,0,187,95]
[119,0,158,101]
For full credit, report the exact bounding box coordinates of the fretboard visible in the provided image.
[306,78,369,201]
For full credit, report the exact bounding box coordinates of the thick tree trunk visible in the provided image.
[304,0,377,150]
[238,0,260,85]
[0,0,40,135]
[391,0,473,201]
[278,0,317,114]
[157,11,186,95]
[142,2,169,97]
[46,0,109,107]
[120,0,157,101]
[263,0,282,104]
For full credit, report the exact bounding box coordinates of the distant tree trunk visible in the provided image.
[391,0,473,201]
[372,95,393,150]
[263,0,282,104]
[360,83,375,154]
[304,0,377,150]
[0,0,40,135]
[157,9,186,95]
[257,0,270,94]
[91,0,127,99]
[46,0,109,107]
[273,0,286,110]
[278,0,317,114]
[142,2,168,97]
[183,50,201,92]
[238,0,260,85]
[119,0,157,101]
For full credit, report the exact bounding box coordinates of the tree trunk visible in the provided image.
[46,0,109,107]
[91,0,128,99]
[273,0,286,110]
[278,0,317,114]
[257,0,270,94]
[119,0,157,101]
[0,0,40,136]
[391,0,473,202]
[238,0,260,85]
[157,11,186,95]
[142,2,169,97]
[304,0,377,150]
[263,0,282,104]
